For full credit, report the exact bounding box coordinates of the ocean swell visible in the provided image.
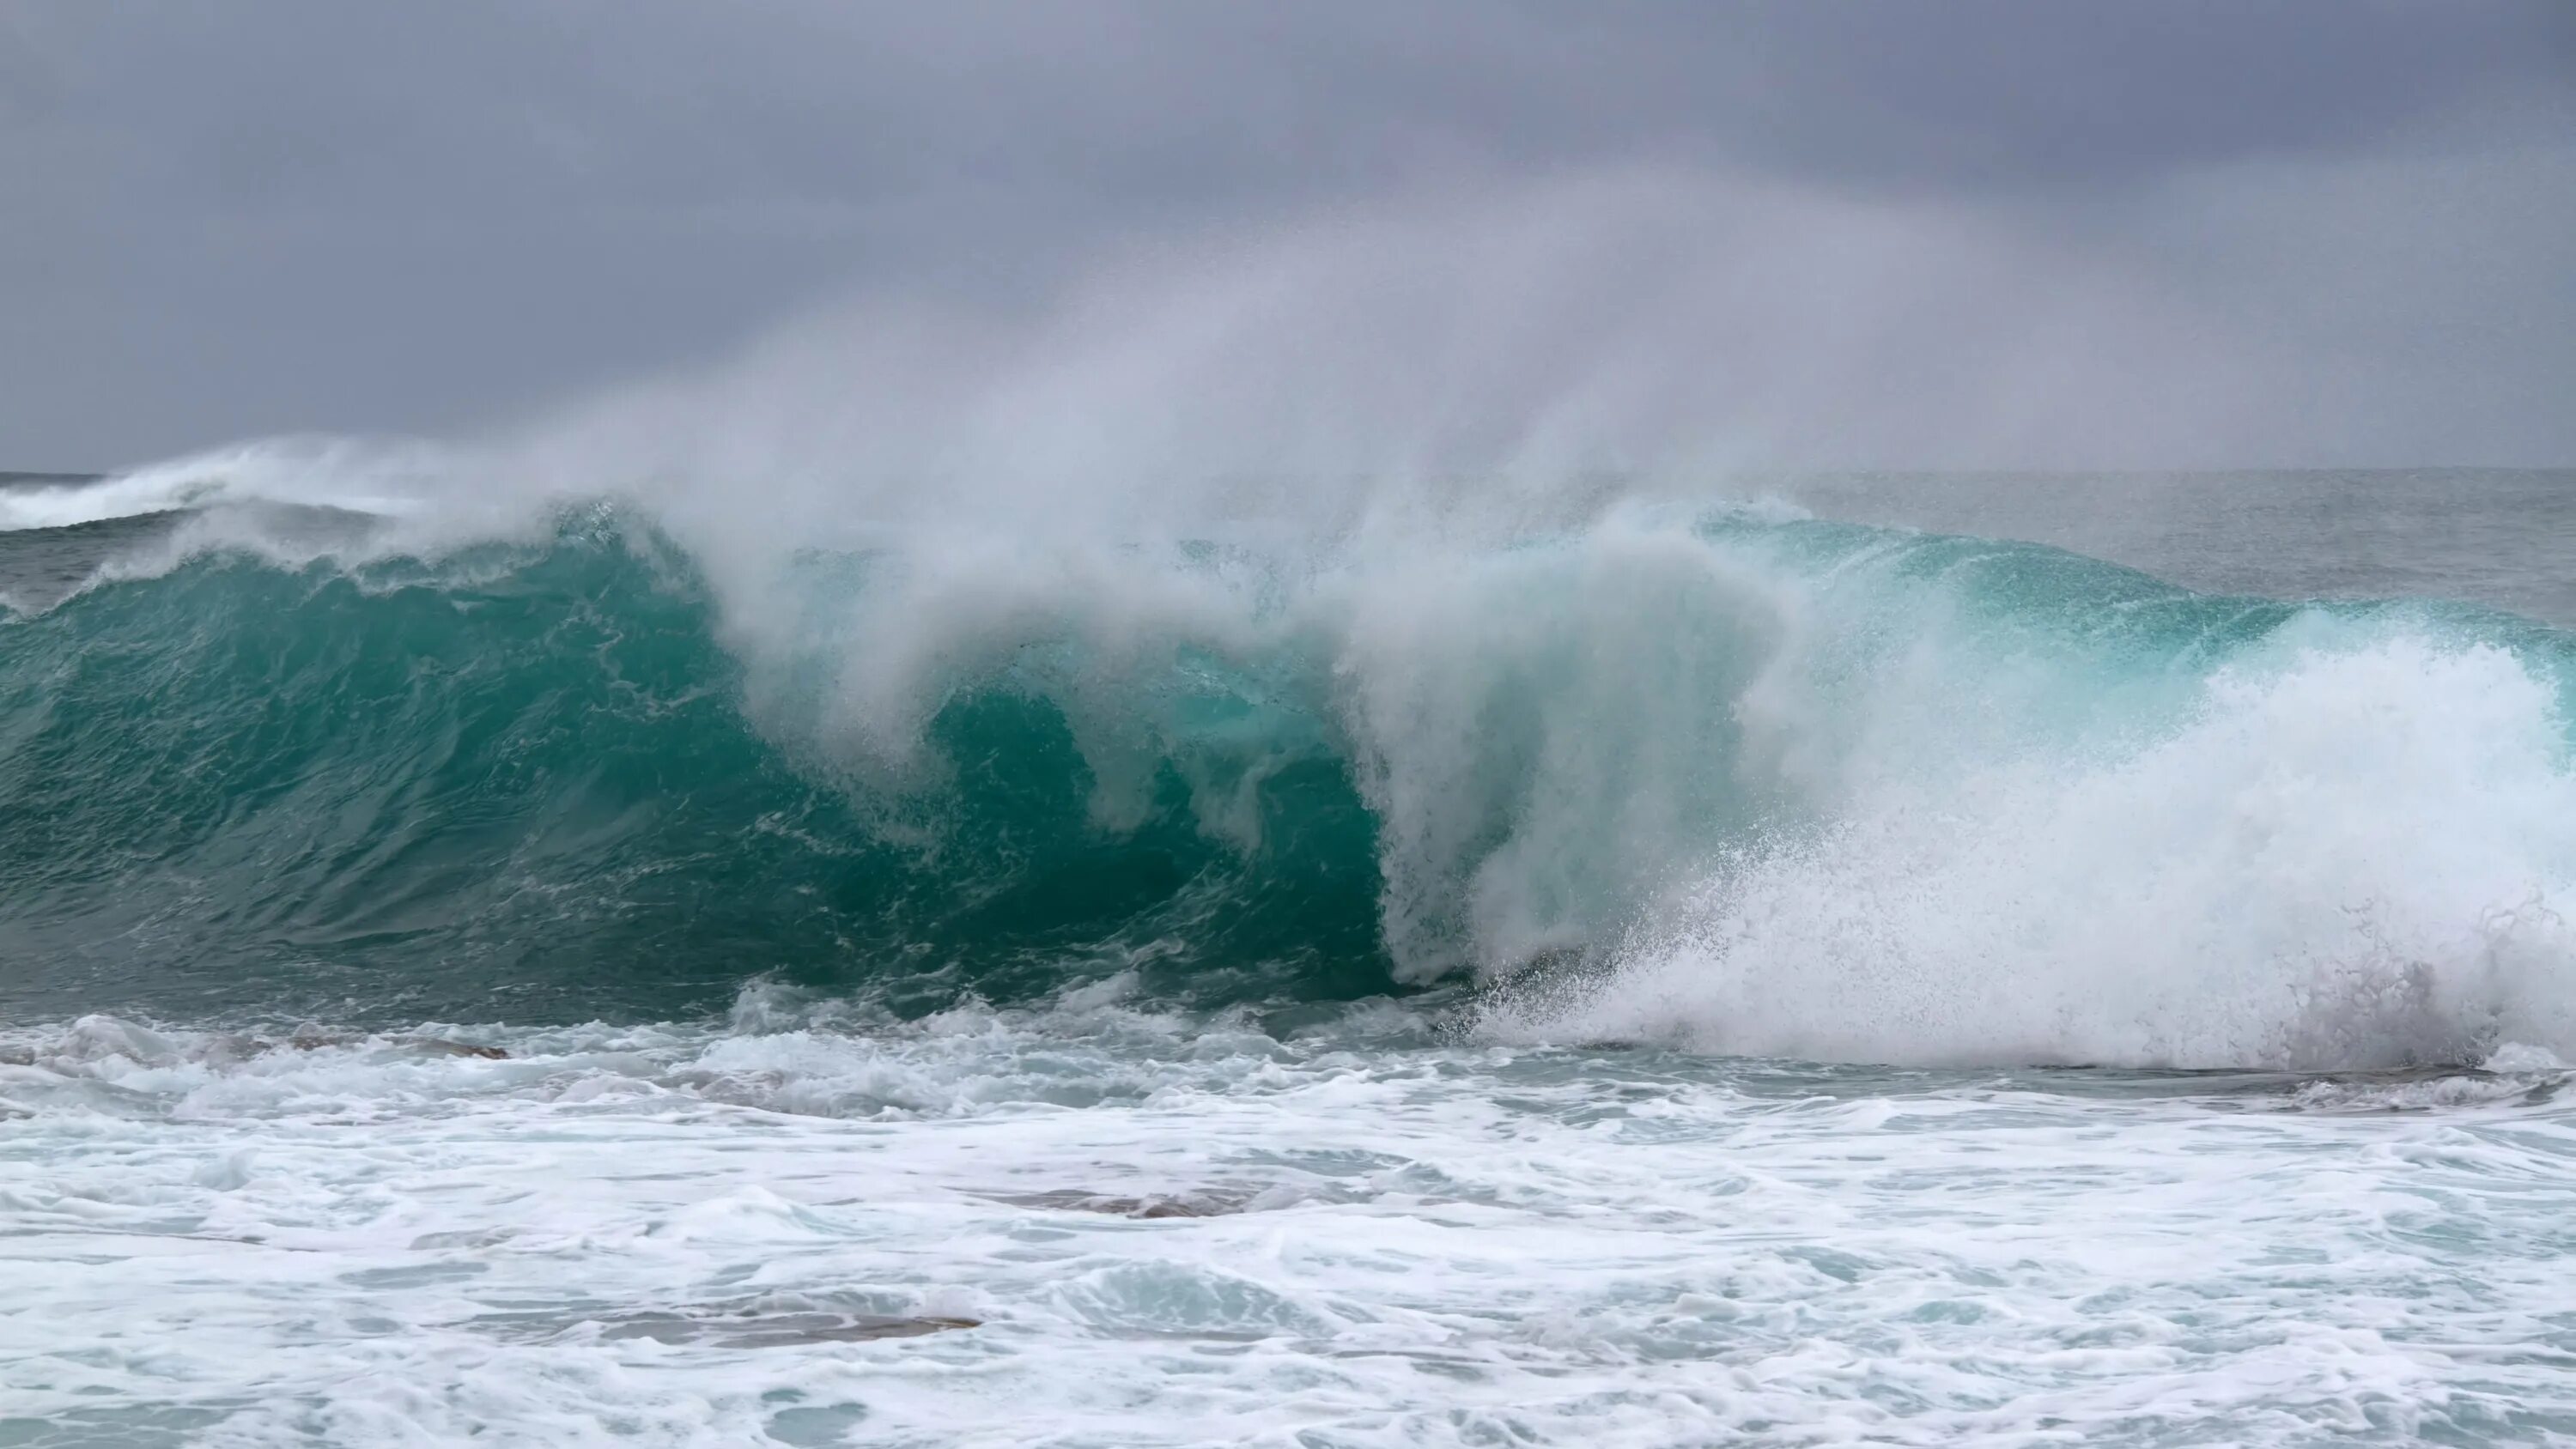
[3,482,2573,1068]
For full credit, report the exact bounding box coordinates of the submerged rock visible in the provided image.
[406,1038,510,1059]
[987,1188,1255,1219]
[593,1312,980,1348]
[271,1033,509,1059]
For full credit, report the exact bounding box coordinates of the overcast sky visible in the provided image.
[3,2,2572,472]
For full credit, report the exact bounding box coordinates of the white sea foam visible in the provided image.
[3,997,2572,1446]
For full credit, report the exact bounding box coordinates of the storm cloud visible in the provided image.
[3,2,2570,470]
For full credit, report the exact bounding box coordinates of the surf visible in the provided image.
[3,472,2573,1070]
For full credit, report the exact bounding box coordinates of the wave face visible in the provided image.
[0,517,1385,1024]
[6,484,2576,1067]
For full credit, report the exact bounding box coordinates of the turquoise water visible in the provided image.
[0,520,1384,1024]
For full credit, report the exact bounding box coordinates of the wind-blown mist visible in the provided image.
[511,163,2563,512]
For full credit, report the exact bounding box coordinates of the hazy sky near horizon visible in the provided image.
[3,2,2572,472]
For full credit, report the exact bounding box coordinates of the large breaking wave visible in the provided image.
[5,460,2574,1070]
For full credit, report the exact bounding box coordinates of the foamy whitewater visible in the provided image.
[5,447,2576,1446]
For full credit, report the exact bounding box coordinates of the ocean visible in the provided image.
[3,457,2573,1446]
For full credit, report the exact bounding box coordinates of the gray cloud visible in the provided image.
[3,1,2570,468]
